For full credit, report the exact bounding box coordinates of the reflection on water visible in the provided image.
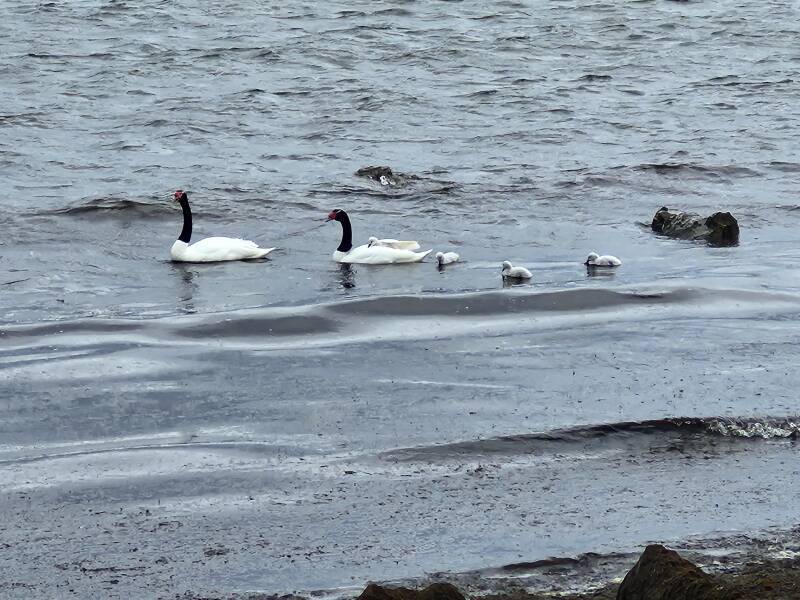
[586,266,618,279]
[502,277,532,289]
[172,263,198,313]
[337,263,356,290]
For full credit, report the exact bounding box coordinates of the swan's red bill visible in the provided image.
[326,210,338,221]
[174,190,184,200]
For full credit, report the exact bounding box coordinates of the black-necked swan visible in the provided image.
[585,252,622,267]
[501,261,532,279]
[367,236,421,250]
[326,209,432,264]
[436,251,460,266]
[170,190,275,262]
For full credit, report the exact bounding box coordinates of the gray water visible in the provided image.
[3,1,800,598]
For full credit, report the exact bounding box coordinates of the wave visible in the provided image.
[3,286,800,348]
[628,162,760,178]
[379,417,800,463]
[325,287,691,317]
[44,197,172,218]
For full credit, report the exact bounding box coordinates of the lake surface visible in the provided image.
[2,1,800,597]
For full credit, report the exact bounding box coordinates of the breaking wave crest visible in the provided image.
[380,417,800,463]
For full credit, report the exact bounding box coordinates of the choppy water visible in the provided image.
[3,0,800,598]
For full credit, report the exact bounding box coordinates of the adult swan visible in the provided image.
[170,190,275,262]
[326,209,431,264]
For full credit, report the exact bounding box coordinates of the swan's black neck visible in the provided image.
[336,210,352,252]
[177,195,192,243]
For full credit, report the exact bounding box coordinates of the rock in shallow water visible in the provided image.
[651,207,739,245]
[356,582,465,600]
[615,544,721,600]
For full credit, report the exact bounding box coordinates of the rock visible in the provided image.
[354,165,421,187]
[356,582,466,600]
[355,165,396,183]
[616,544,723,600]
[651,207,739,245]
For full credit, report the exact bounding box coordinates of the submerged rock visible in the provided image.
[356,583,465,600]
[616,544,719,600]
[651,207,739,245]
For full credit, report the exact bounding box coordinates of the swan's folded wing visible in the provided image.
[373,238,421,251]
[391,240,421,250]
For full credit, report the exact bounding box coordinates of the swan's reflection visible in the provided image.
[171,263,198,313]
[336,263,356,289]
[502,278,531,289]
[585,265,617,279]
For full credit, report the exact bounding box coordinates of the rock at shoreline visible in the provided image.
[345,545,800,600]
[356,582,465,600]
[616,544,719,600]
[651,207,739,245]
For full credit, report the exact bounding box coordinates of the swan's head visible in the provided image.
[326,209,345,222]
[436,252,445,265]
[585,252,599,265]
[368,236,379,247]
[173,190,188,202]
[501,261,512,272]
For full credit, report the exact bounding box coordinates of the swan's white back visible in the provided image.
[334,244,432,264]
[171,238,275,262]
[367,236,421,251]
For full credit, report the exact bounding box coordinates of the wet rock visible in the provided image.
[616,544,720,600]
[651,207,739,245]
[356,582,466,600]
[355,165,418,186]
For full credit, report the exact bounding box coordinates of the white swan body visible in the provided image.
[170,238,275,262]
[170,190,274,263]
[436,251,460,266]
[585,252,622,267]
[367,236,421,251]
[333,245,432,264]
[501,261,532,279]
[327,209,431,264]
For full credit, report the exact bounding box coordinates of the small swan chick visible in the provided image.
[585,252,622,267]
[501,261,532,279]
[436,251,460,266]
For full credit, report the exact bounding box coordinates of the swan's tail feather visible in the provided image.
[253,247,276,259]
[414,249,434,262]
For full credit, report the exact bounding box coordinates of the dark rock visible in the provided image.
[355,165,396,183]
[616,544,723,600]
[354,165,421,187]
[651,207,739,245]
[356,582,466,600]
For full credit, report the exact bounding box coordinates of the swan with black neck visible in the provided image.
[326,209,432,264]
[170,190,275,262]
